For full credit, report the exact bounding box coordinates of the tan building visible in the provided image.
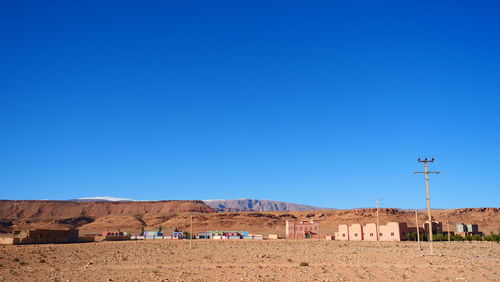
[285,220,320,239]
[348,224,363,241]
[362,223,378,241]
[336,222,413,242]
[336,224,350,241]
[268,234,279,239]
[379,222,410,241]
[0,229,79,245]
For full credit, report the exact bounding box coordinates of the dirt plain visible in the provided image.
[1,239,499,281]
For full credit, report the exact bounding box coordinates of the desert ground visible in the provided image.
[0,240,498,281]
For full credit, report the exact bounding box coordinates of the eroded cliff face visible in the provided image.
[0,200,215,219]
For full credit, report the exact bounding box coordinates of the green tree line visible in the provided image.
[406,232,500,242]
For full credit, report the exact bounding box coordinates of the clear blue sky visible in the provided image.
[1,1,499,209]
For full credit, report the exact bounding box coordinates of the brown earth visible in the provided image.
[0,200,214,218]
[0,200,498,236]
[0,240,498,281]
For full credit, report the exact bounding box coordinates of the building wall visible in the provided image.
[338,225,349,240]
[348,224,363,241]
[286,220,294,238]
[379,222,408,241]
[456,223,467,233]
[337,222,413,242]
[362,223,378,241]
[466,224,479,233]
[12,229,79,244]
[285,220,320,239]
[0,237,15,245]
[423,221,443,234]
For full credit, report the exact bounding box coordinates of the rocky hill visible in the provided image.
[0,200,497,236]
[0,200,214,219]
[203,199,327,212]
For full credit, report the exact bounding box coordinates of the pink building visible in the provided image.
[285,220,320,239]
[336,224,349,241]
[362,223,378,241]
[336,222,414,242]
[379,222,410,241]
[348,224,363,241]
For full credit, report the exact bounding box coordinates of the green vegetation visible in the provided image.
[483,233,500,242]
[406,232,500,242]
[39,259,46,263]
[12,258,20,262]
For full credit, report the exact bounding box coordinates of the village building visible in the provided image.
[196,231,211,239]
[336,224,350,241]
[196,231,258,240]
[335,222,414,242]
[172,231,184,239]
[143,231,164,239]
[362,223,378,241]
[250,234,264,240]
[285,219,320,239]
[348,224,363,241]
[103,231,131,241]
[423,220,443,234]
[0,229,79,245]
[379,222,411,241]
[455,223,480,236]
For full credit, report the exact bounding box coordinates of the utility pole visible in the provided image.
[190,213,193,249]
[447,215,451,245]
[415,210,421,250]
[414,157,441,255]
[376,199,381,247]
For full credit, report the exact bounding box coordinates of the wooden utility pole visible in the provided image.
[415,210,421,250]
[414,157,441,255]
[189,213,193,249]
[447,216,451,244]
[376,199,381,247]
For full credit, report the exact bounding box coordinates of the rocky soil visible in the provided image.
[0,240,499,281]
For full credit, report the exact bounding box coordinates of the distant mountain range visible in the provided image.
[203,199,329,212]
[70,197,328,212]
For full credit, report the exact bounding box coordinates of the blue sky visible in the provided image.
[0,1,499,209]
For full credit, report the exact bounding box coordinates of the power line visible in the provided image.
[414,156,441,255]
[376,199,382,247]
[190,213,193,249]
[415,210,422,250]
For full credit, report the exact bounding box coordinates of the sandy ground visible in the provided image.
[0,240,499,281]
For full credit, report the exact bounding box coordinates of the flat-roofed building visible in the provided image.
[337,224,349,241]
[0,229,79,245]
[379,222,410,241]
[362,223,378,241]
[285,220,320,239]
[336,222,414,242]
[348,224,363,241]
[456,223,467,233]
[423,221,443,234]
